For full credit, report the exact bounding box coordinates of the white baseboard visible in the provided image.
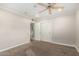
[0,40,78,53]
[0,41,30,52]
[52,41,79,53]
[41,40,75,47]
[52,42,79,53]
[42,40,79,53]
[74,46,79,53]
[50,41,75,47]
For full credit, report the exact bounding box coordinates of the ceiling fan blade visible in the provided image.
[38,3,47,7]
[39,8,48,13]
[52,6,64,9]
[51,6,64,12]
[48,3,51,6]
[51,3,56,6]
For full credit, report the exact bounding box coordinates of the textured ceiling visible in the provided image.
[0,3,79,21]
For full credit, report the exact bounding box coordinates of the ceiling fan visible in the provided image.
[38,3,64,14]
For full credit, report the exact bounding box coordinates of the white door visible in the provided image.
[40,22,54,43]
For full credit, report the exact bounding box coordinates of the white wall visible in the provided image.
[35,15,75,46]
[53,15,75,46]
[76,10,79,51]
[34,22,41,41]
[0,9,31,51]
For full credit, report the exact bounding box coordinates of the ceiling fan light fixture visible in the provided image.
[37,3,64,14]
[35,14,39,17]
[57,8,63,12]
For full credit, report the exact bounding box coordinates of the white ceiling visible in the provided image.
[0,3,79,21]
